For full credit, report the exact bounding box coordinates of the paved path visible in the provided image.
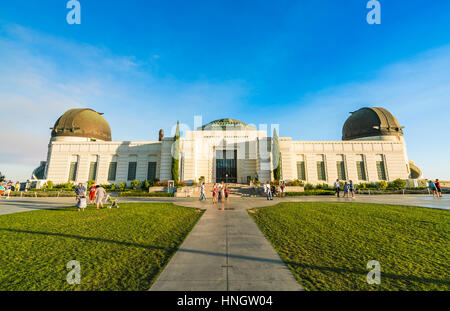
[150,199,304,291]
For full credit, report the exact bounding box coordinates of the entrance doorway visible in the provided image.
[216,150,237,183]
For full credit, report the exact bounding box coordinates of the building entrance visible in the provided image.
[216,150,237,183]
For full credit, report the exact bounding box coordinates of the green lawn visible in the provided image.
[0,203,203,291]
[249,202,450,291]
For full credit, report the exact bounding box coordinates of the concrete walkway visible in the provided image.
[150,199,304,291]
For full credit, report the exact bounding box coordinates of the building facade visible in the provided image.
[33,107,421,186]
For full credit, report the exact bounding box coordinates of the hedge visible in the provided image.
[118,191,174,197]
[285,190,335,196]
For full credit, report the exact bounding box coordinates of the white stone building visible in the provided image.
[32,107,421,186]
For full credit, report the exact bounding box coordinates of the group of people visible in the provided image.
[334,179,356,199]
[75,183,111,211]
[263,181,286,200]
[199,182,230,203]
[428,179,443,198]
[0,181,21,199]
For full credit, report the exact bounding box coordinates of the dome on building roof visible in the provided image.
[342,107,403,141]
[51,108,112,141]
[200,118,256,130]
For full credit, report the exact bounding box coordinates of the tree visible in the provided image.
[0,171,5,182]
[272,128,281,181]
[171,121,181,182]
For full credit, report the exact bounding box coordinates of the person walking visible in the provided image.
[280,181,285,197]
[435,179,443,198]
[429,180,438,198]
[199,182,207,201]
[220,182,225,202]
[349,180,356,199]
[265,182,273,200]
[95,185,106,209]
[334,179,341,198]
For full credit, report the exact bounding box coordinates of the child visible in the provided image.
[77,195,87,212]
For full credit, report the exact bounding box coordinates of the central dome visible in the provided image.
[342,107,403,141]
[51,108,112,141]
[200,118,255,130]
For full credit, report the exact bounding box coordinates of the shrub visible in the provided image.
[118,182,126,191]
[142,180,151,190]
[199,176,205,182]
[377,181,388,190]
[305,183,314,190]
[285,179,304,187]
[110,183,117,191]
[118,191,174,197]
[131,180,141,190]
[175,181,187,188]
[88,180,96,188]
[392,178,407,190]
[44,181,54,190]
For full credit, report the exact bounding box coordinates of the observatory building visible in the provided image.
[32,107,421,186]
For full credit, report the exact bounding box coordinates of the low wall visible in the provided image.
[285,186,305,192]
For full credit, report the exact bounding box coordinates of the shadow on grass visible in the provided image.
[0,228,175,252]
[2,228,447,288]
[284,262,450,287]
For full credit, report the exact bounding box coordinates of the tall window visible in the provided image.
[147,162,157,181]
[128,162,137,181]
[69,162,78,182]
[88,162,97,181]
[297,162,306,181]
[317,155,326,181]
[356,155,367,181]
[108,162,117,181]
[336,155,346,180]
[376,155,387,181]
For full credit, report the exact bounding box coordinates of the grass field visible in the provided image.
[249,202,450,291]
[0,203,203,291]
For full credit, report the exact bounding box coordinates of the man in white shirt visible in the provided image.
[334,179,341,198]
[200,182,207,201]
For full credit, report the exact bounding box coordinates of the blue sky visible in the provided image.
[1,0,450,181]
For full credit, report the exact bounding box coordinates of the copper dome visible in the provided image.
[51,108,112,141]
[342,107,403,141]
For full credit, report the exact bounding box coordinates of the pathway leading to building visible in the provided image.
[150,198,304,291]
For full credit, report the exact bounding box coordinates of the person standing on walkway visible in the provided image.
[0,183,5,199]
[212,183,217,204]
[343,182,350,198]
[225,185,230,201]
[95,185,106,209]
[15,182,20,192]
[334,179,341,198]
[199,182,207,201]
[429,180,438,198]
[435,179,443,198]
